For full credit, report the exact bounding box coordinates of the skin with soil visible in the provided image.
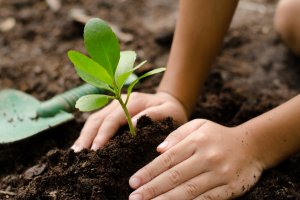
[0,0,300,199]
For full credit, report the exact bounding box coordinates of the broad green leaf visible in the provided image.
[68,50,113,86]
[115,51,136,78]
[76,68,114,93]
[116,60,147,89]
[124,73,138,86]
[116,70,133,90]
[75,94,110,112]
[84,18,120,76]
[125,68,166,105]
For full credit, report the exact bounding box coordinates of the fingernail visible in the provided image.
[157,141,169,150]
[129,193,142,200]
[91,143,99,151]
[129,177,141,188]
[71,144,82,153]
[132,117,138,127]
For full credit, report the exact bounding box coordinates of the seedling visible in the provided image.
[68,18,165,137]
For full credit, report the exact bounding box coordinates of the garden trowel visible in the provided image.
[0,75,136,144]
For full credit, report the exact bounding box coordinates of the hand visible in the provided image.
[71,92,188,152]
[129,120,264,200]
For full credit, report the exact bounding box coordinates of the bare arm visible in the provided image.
[242,94,300,169]
[158,0,239,116]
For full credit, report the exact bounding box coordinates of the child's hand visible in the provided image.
[129,120,264,200]
[71,92,188,152]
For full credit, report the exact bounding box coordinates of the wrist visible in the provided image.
[238,95,300,171]
[234,124,269,171]
[238,118,292,170]
[156,89,190,118]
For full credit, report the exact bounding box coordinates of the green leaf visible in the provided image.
[115,51,136,88]
[116,60,147,89]
[124,73,138,86]
[125,68,166,105]
[116,70,133,89]
[68,50,113,86]
[75,94,110,112]
[84,18,120,76]
[133,60,147,71]
[115,51,136,78]
[76,68,114,93]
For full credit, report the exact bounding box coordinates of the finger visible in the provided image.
[130,155,208,200]
[71,101,118,152]
[157,119,207,153]
[194,185,236,200]
[131,105,166,127]
[153,172,225,200]
[91,108,127,150]
[91,97,147,150]
[129,137,195,189]
[131,99,189,127]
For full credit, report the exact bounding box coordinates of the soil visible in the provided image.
[0,0,300,199]
[1,116,176,200]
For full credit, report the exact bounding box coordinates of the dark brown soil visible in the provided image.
[0,0,300,199]
[1,116,176,200]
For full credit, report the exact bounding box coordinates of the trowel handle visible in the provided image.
[37,84,104,117]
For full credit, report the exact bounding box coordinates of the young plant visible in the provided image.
[68,18,165,137]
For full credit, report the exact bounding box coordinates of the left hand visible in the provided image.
[71,92,187,151]
[128,119,264,200]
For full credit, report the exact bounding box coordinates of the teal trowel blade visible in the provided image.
[0,89,74,143]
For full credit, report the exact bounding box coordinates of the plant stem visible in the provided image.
[118,96,136,137]
[113,79,136,137]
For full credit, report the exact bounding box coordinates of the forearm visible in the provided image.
[158,0,239,116]
[241,94,300,169]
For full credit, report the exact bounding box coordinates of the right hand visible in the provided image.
[71,92,188,152]
[128,120,264,200]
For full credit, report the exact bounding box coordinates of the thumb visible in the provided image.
[157,119,208,154]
